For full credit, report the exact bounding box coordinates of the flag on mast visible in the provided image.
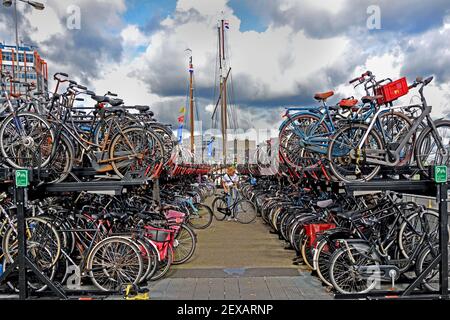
[224,20,230,29]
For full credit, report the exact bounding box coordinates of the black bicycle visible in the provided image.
[212,188,257,224]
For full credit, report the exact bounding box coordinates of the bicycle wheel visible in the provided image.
[134,238,155,284]
[87,236,143,292]
[415,244,448,292]
[2,217,61,269]
[300,236,315,270]
[212,196,228,221]
[378,111,414,166]
[46,133,74,184]
[235,200,257,224]
[150,245,173,281]
[140,237,159,281]
[313,238,335,287]
[3,246,57,293]
[0,112,54,169]
[187,203,213,229]
[109,126,165,179]
[398,209,439,259]
[415,120,450,172]
[279,113,329,170]
[329,243,380,294]
[328,123,383,182]
[172,224,197,265]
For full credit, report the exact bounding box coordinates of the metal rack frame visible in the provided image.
[334,179,449,300]
[0,168,157,300]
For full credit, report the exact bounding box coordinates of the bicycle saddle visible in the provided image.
[314,91,334,101]
[361,95,383,104]
[316,199,334,209]
[339,98,358,108]
[91,95,109,103]
[109,98,124,106]
[105,106,126,113]
[134,105,150,113]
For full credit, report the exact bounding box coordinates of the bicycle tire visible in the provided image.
[235,200,257,224]
[327,122,383,183]
[415,119,450,173]
[172,224,197,265]
[150,246,173,281]
[187,203,213,229]
[87,236,143,292]
[0,112,55,169]
[212,196,228,221]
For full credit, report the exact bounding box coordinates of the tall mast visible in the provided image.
[220,19,228,165]
[189,54,195,158]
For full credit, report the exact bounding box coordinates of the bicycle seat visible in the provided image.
[316,199,334,209]
[339,98,358,108]
[109,98,124,106]
[337,210,364,221]
[134,105,150,112]
[91,95,109,103]
[105,106,126,113]
[361,95,383,104]
[314,91,334,101]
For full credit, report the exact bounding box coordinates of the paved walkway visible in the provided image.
[144,201,332,300]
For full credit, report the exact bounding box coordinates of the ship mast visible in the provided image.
[188,54,195,158]
[219,19,227,165]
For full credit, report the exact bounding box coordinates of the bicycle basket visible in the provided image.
[145,227,172,242]
[304,223,336,247]
[376,77,409,104]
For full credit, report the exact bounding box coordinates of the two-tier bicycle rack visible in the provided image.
[0,167,159,300]
[332,178,449,300]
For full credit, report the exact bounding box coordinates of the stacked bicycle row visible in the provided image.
[241,177,444,295]
[278,71,450,182]
[0,71,180,183]
[0,177,215,293]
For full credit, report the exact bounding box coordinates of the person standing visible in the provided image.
[222,166,239,220]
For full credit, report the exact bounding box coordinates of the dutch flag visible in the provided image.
[224,20,230,29]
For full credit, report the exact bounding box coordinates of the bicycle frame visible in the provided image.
[284,103,377,155]
[357,104,446,166]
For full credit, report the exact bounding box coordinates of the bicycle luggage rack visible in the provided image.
[334,177,449,300]
[0,168,157,300]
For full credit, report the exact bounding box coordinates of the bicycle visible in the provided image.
[328,75,450,182]
[212,188,257,224]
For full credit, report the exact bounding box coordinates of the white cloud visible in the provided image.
[121,25,150,48]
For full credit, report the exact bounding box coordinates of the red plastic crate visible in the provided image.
[376,77,409,104]
[304,223,336,247]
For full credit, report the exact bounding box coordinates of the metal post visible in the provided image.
[15,185,28,299]
[14,0,19,94]
[438,183,449,298]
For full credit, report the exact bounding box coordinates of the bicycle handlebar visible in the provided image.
[349,71,372,84]
[53,72,69,81]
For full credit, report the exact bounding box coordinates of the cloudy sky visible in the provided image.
[1,0,450,137]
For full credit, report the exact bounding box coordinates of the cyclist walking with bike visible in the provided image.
[222,166,239,221]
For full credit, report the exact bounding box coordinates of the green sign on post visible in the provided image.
[434,165,447,183]
[15,170,29,187]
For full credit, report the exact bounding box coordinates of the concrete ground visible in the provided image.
[0,198,333,300]
[143,200,332,300]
